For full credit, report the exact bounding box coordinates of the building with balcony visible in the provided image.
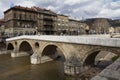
[4,6,57,37]
[68,19,87,35]
[4,5,89,37]
[56,15,87,35]
[34,7,57,35]
[56,14,69,35]
[4,6,38,37]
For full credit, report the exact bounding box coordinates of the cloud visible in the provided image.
[106,1,120,10]
[97,8,120,19]
[95,1,120,19]
[64,0,82,5]
[15,1,36,7]
[0,0,120,20]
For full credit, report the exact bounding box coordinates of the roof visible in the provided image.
[4,5,57,15]
[4,6,36,13]
[57,14,68,17]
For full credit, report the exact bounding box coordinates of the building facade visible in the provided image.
[4,6,89,37]
[34,7,57,35]
[109,19,120,33]
[4,6,57,37]
[56,14,69,35]
[4,6,38,37]
[68,19,87,35]
[0,19,5,37]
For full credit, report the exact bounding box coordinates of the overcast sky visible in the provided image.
[0,0,120,20]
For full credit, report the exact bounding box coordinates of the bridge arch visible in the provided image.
[19,41,33,55]
[41,43,66,61]
[7,43,14,50]
[83,48,118,66]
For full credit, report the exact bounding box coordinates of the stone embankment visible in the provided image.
[91,58,120,80]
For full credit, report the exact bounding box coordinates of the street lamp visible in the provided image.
[35,27,38,35]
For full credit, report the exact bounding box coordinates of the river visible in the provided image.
[0,53,108,80]
[0,54,66,80]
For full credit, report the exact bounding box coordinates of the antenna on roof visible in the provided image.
[10,2,14,8]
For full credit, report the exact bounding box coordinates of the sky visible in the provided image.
[0,0,120,20]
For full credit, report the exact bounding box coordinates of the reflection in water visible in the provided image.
[0,54,65,80]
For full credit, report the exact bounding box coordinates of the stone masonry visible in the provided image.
[91,57,120,80]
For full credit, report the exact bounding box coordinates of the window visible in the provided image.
[14,13,16,18]
[25,14,26,19]
[66,24,68,26]
[39,15,40,18]
[29,15,31,19]
[19,14,22,19]
[17,22,20,26]
[34,15,36,19]
[14,22,17,27]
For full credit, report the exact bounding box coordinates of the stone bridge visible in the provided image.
[6,35,120,75]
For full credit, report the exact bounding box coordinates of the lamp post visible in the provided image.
[35,27,38,35]
[109,27,114,38]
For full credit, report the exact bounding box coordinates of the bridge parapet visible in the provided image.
[6,35,120,48]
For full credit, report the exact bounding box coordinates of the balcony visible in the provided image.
[43,22,53,26]
[43,16,53,21]
[42,26,54,31]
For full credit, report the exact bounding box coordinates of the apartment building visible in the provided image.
[4,6,57,37]
[4,5,88,37]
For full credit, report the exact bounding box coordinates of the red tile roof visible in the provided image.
[4,5,56,15]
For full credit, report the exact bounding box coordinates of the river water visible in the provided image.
[0,54,66,80]
[0,53,106,80]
